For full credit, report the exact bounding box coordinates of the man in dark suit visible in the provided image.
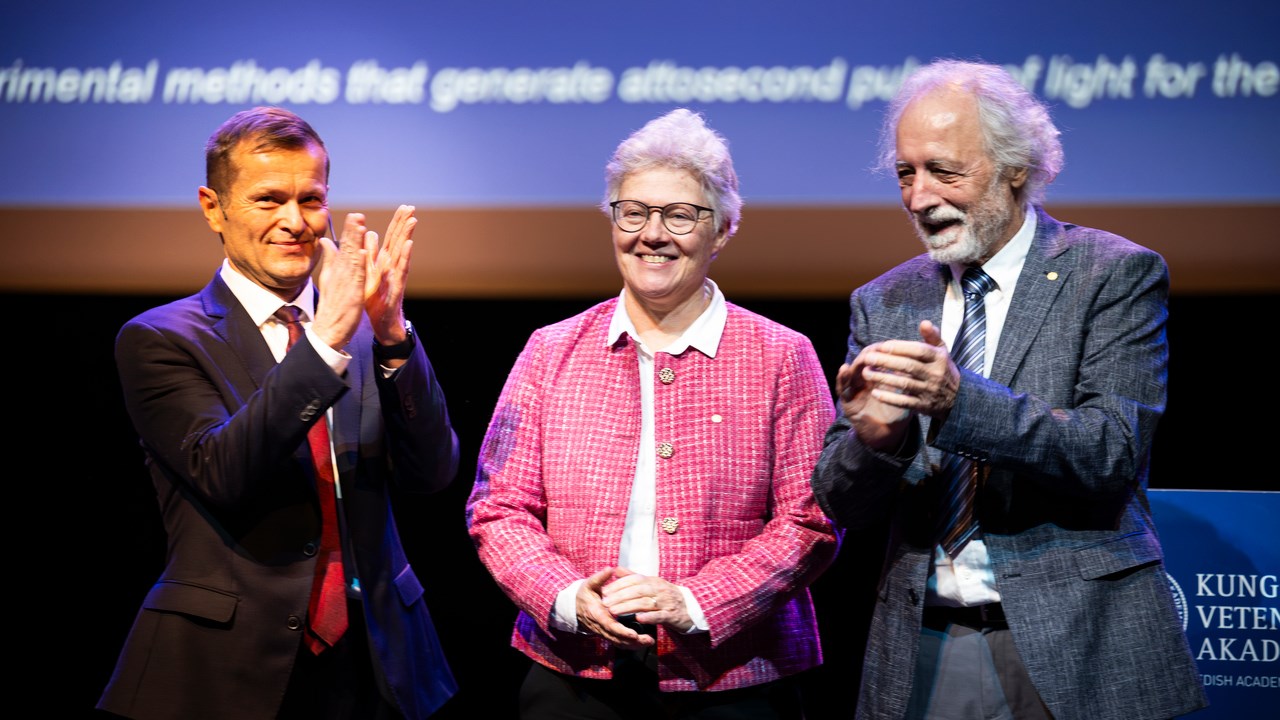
[98,106,459,720]
[811,60,1207,719]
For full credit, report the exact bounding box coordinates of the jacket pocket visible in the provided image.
[1074,530,1164,580]
[142,580,238,623]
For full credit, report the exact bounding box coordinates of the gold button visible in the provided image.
[657,442,674,459]
[661,517,679,534]
[658,367,675,384]
[1046,271,1059,281]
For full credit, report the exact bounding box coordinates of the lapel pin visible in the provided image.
[1046,271,1059,281]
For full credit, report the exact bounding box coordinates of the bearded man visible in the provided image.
[810,60,1206,720]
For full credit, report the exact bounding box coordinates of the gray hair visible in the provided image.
[602,108,742,237]
[878,60,1063,206]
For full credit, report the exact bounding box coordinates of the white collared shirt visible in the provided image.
[218,258,349,373]
[929,206,1036,607]
[607,280,726,579]
[551,280,726,634]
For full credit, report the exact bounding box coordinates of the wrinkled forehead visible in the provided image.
[896,88,986,159]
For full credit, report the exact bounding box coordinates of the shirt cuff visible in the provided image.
[304,325,351,375]
[679,586,709,634]
[551,579,586,633]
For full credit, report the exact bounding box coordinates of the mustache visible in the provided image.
[918,206,966,224]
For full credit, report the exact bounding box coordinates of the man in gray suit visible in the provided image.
[811,60,1207,719]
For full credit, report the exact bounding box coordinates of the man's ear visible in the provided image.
[198,186,224,233]
[1008,166,1029,191]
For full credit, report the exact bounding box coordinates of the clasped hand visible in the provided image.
[312,205,417,351]
[838,320,961,450]
[576,566,693,650]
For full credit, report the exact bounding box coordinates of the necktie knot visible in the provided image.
[274,304,304,325]
[961,267,996,303]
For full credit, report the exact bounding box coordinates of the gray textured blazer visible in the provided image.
[812,207,1207,720]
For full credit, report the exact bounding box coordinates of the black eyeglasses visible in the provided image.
[609,200,714,235]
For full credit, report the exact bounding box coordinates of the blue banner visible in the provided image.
[1150,489,1279,718]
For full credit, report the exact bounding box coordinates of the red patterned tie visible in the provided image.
[275,306,348,654]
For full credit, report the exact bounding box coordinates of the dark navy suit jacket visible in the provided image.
[99,272,459,720]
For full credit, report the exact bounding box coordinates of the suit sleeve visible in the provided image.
[811,286,921,531]
[373,331,460,494]
[115,313,354,511]
[934,240,1169,497]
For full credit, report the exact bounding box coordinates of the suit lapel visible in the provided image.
[911,260,949,334]
[905,259,949,468]
[989,207,1072,387]
[203,273,277,390]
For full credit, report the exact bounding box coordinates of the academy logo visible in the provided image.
[1167,571,1189,631]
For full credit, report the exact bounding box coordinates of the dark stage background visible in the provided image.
[11,289,1273,719]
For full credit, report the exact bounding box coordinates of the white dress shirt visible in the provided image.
[219,258,349,372]
[551,280,727,634]
[928,206,1035,608]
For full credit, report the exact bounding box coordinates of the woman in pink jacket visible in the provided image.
[466,108,839,719]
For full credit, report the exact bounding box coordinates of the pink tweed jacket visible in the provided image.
[467,297,839,691]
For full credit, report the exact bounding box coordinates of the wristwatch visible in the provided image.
[372,320,416,362]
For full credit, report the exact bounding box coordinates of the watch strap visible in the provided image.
[372,320,415,361]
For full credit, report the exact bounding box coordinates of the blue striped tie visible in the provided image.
[939,267,997,558]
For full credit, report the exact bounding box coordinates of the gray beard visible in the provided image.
[912,184,1014,266]
[920,223,988,265]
